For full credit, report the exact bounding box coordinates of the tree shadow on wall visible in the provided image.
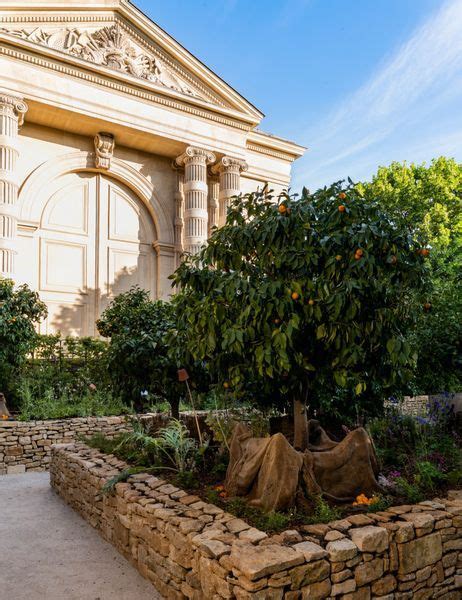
[47,266,143,337]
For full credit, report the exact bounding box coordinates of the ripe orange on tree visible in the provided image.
[223,381,230,389]
[291,292,300,301]
[278,204,287,214]
[335,255,342,261]
[339,192,347,200]
[338,205,346,213]
[308,299,315,306]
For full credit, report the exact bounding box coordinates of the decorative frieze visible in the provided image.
[212,156,248,227]
[175,146,216,255]
[0,24,201,98]
[0,91,27,276]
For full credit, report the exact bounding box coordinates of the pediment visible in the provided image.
[0,1,263,123]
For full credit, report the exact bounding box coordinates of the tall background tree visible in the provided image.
[172,184,430,448]
[359,157,462,393]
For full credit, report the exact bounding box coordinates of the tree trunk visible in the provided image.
[170,397,180,420]
[293,397,309,451]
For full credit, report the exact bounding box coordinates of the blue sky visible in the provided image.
[135,0,462,191]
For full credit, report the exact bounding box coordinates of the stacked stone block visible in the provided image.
[51,443,462,599]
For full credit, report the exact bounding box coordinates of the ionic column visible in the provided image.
[175,146,215,255]
[212,157,248,227]
[173,167,185,267]
[207,174,219,237]
[0,92,27,276]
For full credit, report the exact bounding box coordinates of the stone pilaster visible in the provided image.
[207,174,219,237]
[175,146,215,255]
[173,167,185,267]
[0,92,27,276]
[212,157,248,227]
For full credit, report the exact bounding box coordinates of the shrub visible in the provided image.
[97,287,205,417]
[0,278,47,402]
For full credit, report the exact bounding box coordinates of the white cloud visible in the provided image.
[293,0,462,190]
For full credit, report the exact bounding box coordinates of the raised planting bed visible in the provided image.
[51,442,462,600]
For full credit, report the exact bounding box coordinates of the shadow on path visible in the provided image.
[0,472,162,599]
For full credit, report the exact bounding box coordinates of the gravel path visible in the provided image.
[0,472,163,600]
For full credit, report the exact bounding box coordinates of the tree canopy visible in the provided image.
[172,183,430,444]
[360,158,462,394]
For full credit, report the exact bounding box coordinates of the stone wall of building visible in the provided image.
[51,442,462,600]
[385,393,462,418]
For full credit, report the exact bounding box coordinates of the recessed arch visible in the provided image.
[18,151,174,245]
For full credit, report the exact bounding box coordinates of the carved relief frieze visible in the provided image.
[0,24,201,98]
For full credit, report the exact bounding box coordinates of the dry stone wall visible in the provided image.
[51,443,462,600]
[0,415,131,474]
[0,412,210,475]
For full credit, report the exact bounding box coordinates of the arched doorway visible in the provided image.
[37,171,157,336]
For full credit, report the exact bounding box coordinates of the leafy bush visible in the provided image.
[18,382,129,420]
[0,278,47,401]
[368,397,461,502]
[12,334,123,418]
[97,287,203,417]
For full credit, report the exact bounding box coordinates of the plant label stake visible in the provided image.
[177,369,203,446]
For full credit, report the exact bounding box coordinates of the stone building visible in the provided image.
[0,0,304,336]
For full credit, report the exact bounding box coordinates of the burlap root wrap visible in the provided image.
[225,421,379,512]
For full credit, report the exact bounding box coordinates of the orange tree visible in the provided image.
[172,183,430,449]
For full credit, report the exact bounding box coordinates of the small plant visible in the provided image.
[366,494,392,513]
[305,496,341,524]
[414,460,446,491]
[102,467,152,494]
[394,477,424,503]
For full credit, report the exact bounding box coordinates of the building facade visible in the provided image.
[0,0,304,336]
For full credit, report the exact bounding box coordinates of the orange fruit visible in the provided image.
[338,205,346,212]
[308,299,315,306]
[421,248,430,257]
[355,249,364,257]
[390,255,397,265]
[291,292,299,301]
[278,204,287,214]
[335,255,342,261]
[223,382,230,389]
[339,192,347,200]
[274,318,281,324]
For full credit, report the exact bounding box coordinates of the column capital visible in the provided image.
[0,91,28,127]
[175,146,216,167]
[211,156,248,175]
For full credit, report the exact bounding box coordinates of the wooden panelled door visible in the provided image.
[38,172,156,336]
